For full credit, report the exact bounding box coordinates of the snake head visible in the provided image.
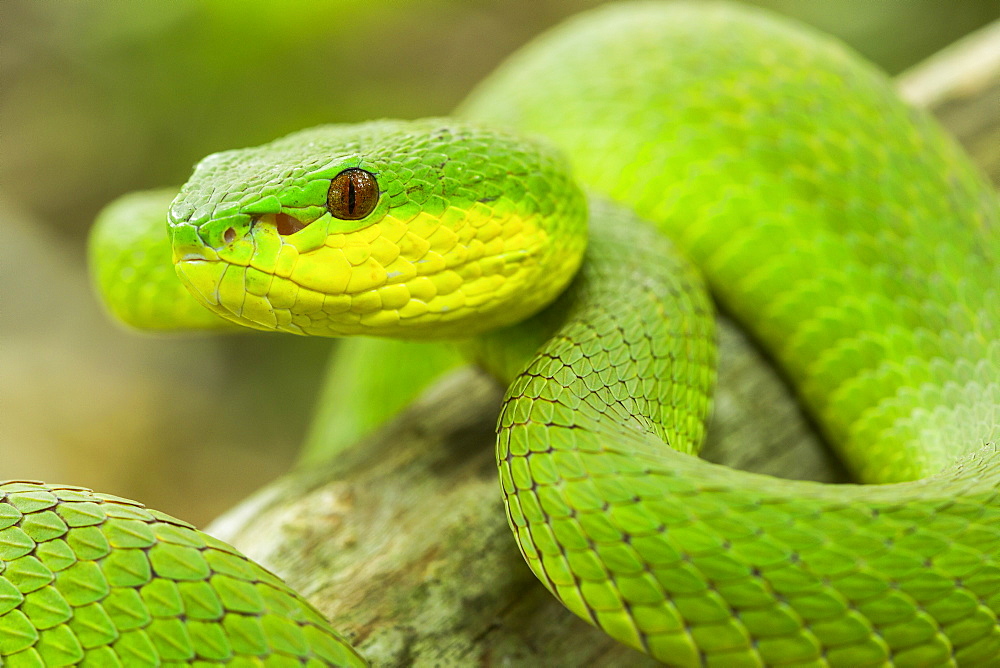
[168,119,587,338]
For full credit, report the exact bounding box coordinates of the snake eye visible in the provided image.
[327,168,378,220]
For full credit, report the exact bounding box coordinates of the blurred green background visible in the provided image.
[3,0,997,526]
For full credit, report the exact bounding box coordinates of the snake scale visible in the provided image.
[4,2,999,666]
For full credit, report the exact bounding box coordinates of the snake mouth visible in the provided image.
[174,228,549,337]
[179,252,214,263]
[174,256,225,310]
[172,208,327,314]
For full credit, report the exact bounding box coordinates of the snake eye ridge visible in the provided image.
[328,168,378,220]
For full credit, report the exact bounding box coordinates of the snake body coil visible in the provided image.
[5,2,999,666]
[461,5,1000,663]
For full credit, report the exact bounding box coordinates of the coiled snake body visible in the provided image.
[5,3,999,666]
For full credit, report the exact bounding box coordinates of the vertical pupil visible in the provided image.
[327,168,378,220]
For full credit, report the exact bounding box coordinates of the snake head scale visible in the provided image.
[168,119,588,339]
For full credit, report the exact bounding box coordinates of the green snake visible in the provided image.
[5,2,999,665]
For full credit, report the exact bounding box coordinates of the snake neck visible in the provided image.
[468,197,716,456]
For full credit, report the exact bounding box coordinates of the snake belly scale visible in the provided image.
[4,1,999,666]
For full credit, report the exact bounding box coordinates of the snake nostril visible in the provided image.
[223,227,236,244]
[275,212,307,236]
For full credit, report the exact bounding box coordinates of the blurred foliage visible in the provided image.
[2,0,997,525]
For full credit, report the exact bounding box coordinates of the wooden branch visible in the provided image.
[208,24,1000,666]
[897,19,1000,184]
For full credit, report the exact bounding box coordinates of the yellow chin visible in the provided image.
[175,204,584,340]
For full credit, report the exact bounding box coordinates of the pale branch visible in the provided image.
[208,24,1000,667]
[897,19,1000,185]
